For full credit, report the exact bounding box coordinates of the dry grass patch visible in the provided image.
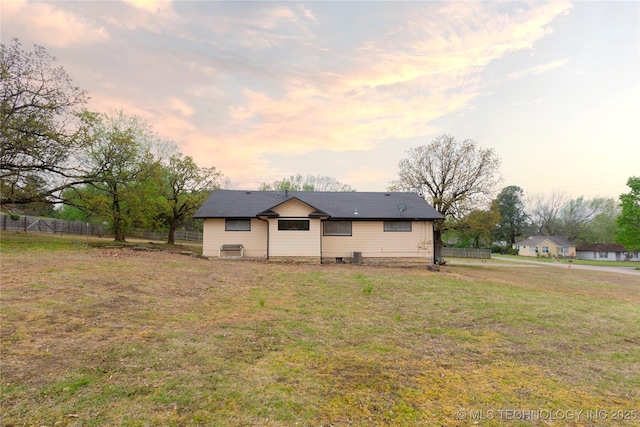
[1,233,639,426]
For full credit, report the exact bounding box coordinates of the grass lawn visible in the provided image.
[1,233,639,426]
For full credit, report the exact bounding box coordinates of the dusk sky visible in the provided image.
[2,1,638,201]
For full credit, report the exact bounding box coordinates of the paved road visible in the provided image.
[489,255,640,277]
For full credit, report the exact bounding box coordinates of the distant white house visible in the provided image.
[576,243,640,262]
[513,236,576,258]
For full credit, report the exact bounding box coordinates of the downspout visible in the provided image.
[257,216,269,260]
[320,219,324,264]
[433,220,439,263]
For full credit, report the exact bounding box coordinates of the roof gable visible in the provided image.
[194,190,444,220]
[262,197,329,218]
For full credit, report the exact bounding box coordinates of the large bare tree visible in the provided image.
[389,134,501,257]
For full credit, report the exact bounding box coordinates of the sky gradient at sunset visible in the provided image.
[2,0,638,200]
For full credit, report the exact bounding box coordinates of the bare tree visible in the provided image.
[389,134,501,257]
[526,191,569,236]
[259,174,355,192]
[561,197,611,243]
[527,191,616,245]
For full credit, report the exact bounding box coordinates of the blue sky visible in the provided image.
[2,1,638,201]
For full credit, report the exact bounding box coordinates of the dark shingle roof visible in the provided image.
[576,243,626,252]
[514,236,576,247]
[194,190,444,220]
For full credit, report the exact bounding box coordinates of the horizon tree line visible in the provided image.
[3,39,638,251]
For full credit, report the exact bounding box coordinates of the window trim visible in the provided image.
[278,219,310,231]
[323,220,352,236]
[383,221,412,232]
[225,219,251,231]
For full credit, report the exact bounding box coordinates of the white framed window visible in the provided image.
[384,221,412,232]
[542,246,549,253]
[323,221,352,236]
[225,219,251,231]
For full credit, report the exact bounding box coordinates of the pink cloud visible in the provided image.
[1,0,109,47]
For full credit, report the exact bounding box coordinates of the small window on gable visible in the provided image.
[278,220,310,231]
[383,221,412,232]
[324,221,352,236]
[225,219,251,231]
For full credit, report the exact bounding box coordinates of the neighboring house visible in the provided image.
[576,243,640,262]
[512,236,576,258]
[194,190,443,263]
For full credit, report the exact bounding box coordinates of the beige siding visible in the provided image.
[270,199,321,257]
[274,198,315,217]
[269,219,322,256]
[202,219,267,258]
[517,239,576,257]
[322,221,435,259]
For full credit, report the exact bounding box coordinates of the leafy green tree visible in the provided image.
[159,153,221,244]
[529,192,620,246]
[1,39,89,205]
[584,198,618,244]
[56,187,97,222]
[493,186,527,244]
[389,134,502,257]
[70,111,163,242]
[3,175,55,217]
[615,177,640,251]
[454,200,501,248]
[561,196,615,245]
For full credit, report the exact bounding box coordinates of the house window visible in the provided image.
[278,220,310,231]
[599,251,608,259]
[542,246,549,254]
[225,219,251,231]
[324,221,352,236]
[384,221,412,232]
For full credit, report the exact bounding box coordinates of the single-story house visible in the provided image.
[193,190,444,263]
[513,236,576,258]
[576,243,640,262]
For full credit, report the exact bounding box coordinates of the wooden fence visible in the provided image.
[442,247,491,259]
[0,214,203,243]
[127,229,203,243]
